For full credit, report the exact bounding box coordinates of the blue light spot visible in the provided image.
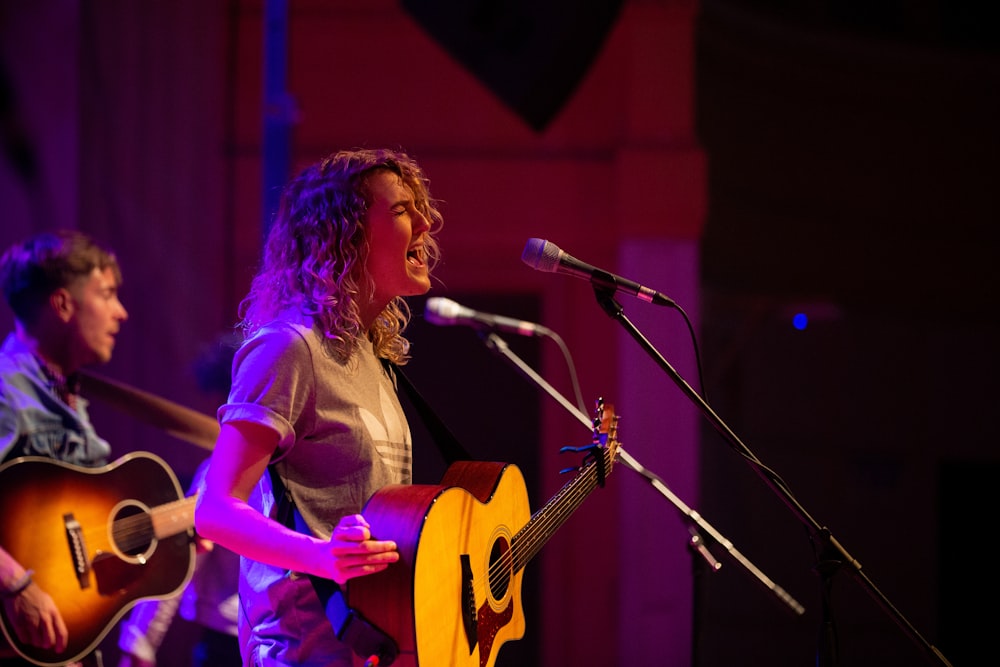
[792,313,808,330]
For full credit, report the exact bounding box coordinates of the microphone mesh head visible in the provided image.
[521,238,561,272]
[424,297,457,325]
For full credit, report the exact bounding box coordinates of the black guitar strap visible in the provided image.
[384,359,473,464]
[269,466,399,666]
[266,360,473,666]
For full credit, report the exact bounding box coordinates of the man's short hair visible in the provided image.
[0,230,122,325]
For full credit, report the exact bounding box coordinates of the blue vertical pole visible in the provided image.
[262,0,291,239]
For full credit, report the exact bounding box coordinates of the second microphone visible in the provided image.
[424,297,552,337]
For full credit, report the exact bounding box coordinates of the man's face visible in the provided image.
[63,267,128,367]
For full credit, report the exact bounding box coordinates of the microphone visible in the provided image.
[425,297,551,337]
[521,238,676,307]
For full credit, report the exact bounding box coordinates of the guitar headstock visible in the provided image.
[591,398,620,476]
[559,397,621,484]
[591,398,618,487]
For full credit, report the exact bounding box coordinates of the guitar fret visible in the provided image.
[511,408,619,572]
[513,453,609,569]
[150,496,197,539]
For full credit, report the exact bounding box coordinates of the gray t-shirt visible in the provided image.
[219,316,411,667]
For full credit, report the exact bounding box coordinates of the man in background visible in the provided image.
[0,229,129,667]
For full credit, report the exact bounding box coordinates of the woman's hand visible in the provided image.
[324,514,399,585]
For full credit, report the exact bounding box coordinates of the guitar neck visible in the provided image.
[150,495,198,539]
[511,444,616,572]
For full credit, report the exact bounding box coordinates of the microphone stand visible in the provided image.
[478,331,806,653]
[589,287,954,667]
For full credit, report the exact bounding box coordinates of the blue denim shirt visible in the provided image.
[0,333,112,466]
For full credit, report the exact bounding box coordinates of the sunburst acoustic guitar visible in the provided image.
[0,452,196,666]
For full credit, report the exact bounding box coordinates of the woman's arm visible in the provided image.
[195,421,399,585]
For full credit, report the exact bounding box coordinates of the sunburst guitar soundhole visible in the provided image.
[109,500,157,562]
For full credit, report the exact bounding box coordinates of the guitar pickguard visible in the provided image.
[476,598,514,667]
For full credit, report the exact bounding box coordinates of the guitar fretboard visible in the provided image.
[511,408,619,572]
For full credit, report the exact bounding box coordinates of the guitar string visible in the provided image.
[478,450,607,598]
[513,414,617,567]
[73,497,195,555]
[477,418,618,601]
[495,416,618,581]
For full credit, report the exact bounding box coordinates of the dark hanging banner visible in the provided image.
[0,57,37,186]
[401,0,624,132]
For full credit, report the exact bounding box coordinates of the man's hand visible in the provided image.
[2,581,69,654]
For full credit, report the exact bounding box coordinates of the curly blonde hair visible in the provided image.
[239,148,442,364]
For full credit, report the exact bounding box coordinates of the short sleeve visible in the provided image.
[218,323,316,458]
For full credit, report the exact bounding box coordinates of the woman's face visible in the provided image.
[362,169,432,313]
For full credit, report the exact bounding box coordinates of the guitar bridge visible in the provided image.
[64,513,91,589]
[460,554,477,654]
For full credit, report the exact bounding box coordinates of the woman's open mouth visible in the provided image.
[407,246,425,267]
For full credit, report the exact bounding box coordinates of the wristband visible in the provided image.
[1,569,34,599]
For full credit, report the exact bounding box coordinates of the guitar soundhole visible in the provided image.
[110,502,155,558]
[488,537,511,600]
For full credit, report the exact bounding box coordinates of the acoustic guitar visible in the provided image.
[348,400,620,667]
[0,452,196,666]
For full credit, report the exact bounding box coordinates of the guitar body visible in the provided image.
[348,460,532,667]
[0,453,196,666]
